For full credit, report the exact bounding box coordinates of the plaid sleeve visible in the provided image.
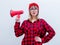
[14,20,25,37]
[41,19,55,43]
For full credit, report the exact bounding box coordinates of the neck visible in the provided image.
[31,16,38,20]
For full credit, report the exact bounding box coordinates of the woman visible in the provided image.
[14,2,55,45]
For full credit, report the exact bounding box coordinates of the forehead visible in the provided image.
[30,6,38,8]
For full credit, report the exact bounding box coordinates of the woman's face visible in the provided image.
[29,6,39,17]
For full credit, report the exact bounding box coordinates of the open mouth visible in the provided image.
[33,12,35,14]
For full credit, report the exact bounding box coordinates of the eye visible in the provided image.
[30,8,36,10]
[34,7,37,9]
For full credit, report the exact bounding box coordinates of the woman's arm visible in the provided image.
[14,15,25,37]
[14,21,25,37]
[41,19,56,43]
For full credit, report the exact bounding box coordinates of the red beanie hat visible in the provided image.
[29,2,39,9]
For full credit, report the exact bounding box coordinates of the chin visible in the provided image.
[32,15,37,16]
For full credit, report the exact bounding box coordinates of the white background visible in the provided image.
[0,0,60,45]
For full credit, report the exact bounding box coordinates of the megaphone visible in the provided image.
[10,10,24,17]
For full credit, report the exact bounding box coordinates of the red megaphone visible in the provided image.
[10,10,24,17]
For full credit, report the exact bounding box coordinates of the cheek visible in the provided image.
[35,10,38,14]
[30,10,33,14]
[30,10,33,13]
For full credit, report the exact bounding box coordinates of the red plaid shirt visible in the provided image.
[14,18,55,45]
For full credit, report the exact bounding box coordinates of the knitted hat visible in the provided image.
[29,2,39,9]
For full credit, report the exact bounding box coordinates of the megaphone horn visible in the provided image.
[10,10,24,17]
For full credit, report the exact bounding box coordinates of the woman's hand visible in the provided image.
[15,15,20,22]
[35,36,42,42]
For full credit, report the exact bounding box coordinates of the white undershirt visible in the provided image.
[31,20,36,23]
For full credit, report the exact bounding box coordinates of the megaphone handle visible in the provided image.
[16,15,20,22]
[17,14,20,18]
